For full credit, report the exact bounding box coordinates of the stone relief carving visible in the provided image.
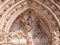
[0,0,60,45]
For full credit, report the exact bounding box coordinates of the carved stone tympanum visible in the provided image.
[0,0,60,45]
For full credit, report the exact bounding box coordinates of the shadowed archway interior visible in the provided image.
[9,10,52,45]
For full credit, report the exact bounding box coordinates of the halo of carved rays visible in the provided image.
[0,0,60,45]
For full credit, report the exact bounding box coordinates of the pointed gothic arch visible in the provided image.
[0,0,59,45]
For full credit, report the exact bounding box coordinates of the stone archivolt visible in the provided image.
[0,0,60,45]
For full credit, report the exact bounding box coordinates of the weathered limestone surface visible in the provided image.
[0,0,60,45]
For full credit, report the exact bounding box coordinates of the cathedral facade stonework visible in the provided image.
[0,0,60,45]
